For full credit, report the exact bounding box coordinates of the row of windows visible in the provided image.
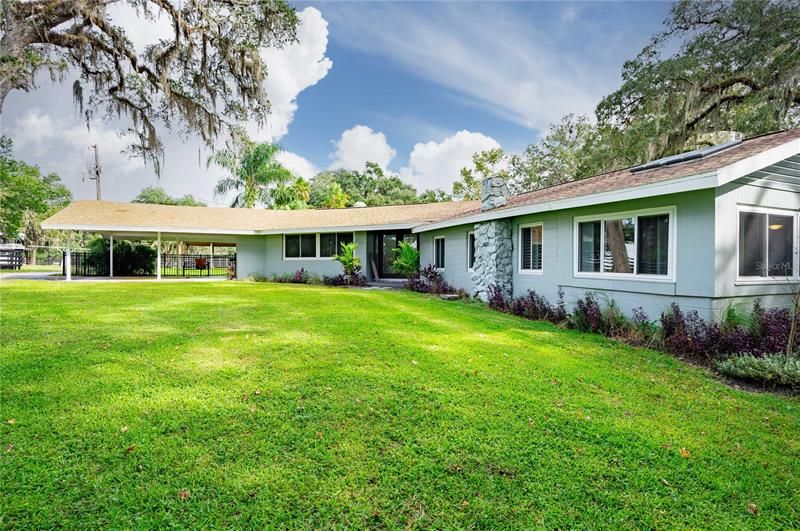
[284,232,354,259]
[441,208,673,278]
[284,206,799,282]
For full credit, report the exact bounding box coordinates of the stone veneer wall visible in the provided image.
[471,219,514,301]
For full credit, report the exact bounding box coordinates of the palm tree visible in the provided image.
[322,182,349,209]
[209,141,294,208]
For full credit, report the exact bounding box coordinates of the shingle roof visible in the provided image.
[42,199,481,233]
[42,129,800,235]
[422,128,800,226]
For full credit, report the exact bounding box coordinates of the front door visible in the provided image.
[377,231,417,278]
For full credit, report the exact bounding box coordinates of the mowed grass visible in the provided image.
[0,264,61,275]
[1,281,798,528]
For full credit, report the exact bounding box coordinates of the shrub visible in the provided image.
[405,265,455,295]
[659,303,720,358]
[486,285,566,324]
[486,284,508,311]
[569,292,605,334]
[331,242,368,286]
[334,242,361,277]
[322,273,368,287]
[87,237,156,276]
[659,299,798,359]
[716,354,800,388]
[551,289,568,323]
[391,241,420,279]
[630,307,659,346]
[271,268,311,284]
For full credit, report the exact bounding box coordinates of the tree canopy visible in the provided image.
[308,162,419,208]
[0,139,71,242]
[596,0,800,165]
[452,148,508,200]
[132,186,205,207]
[464,0,800,196]
[0,0,299,173]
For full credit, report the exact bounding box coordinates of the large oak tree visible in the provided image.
[0,0,298,173]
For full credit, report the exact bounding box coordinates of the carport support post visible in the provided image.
[157,232,162,280]
[65,234,72,281]
[109,235,114,278]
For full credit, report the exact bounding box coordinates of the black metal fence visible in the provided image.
[63,251,236,278]
[64,252,103,276]
[0,249,25,270]
[161,254,235,277]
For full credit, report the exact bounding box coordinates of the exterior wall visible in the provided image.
[420,191,720,319]
[236,231,368,280]
[419,225,476,292]
[510,190,718,319]
[713,156,800,312]
[235,235,267,279]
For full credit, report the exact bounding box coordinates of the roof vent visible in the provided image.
[630,139,742,173]
[352,201,367,208]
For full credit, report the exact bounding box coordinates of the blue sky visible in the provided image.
[2,1,671,204]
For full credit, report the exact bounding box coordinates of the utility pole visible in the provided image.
[89,144,101,200]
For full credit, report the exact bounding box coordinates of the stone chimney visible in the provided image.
[481,176,509,211]
[472,175,514,302]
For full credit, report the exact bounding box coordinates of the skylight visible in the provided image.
[630,139,742,173]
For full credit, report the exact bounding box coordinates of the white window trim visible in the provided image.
[735,205,799,284]
[518,222,544,275]
[433,236,446,271]
[467,231,475,272]
[572,206,677,283]
[283,232,355,261]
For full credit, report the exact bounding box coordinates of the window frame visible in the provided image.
[283,232,356,261]
[735,205,800,284]
[572,206,677,283]
[467,231,476,272]
[518,222,544,275]
[433,236,446,271]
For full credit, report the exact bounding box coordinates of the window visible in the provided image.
[519,223,543,272]
[637,214,670,275]
[285,234,316,258]
[738,209,797,279]
[434,237,445,269]
[467,232,476,271]
[575,208,673,279]
[284,232,355,259]
[319,232,354,257]
[603,217,634,273]
[578,221,601,272]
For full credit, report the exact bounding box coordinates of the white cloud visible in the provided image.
[277,150,318,180]
[399,130,500,191]
[13,109,143,177]
[329,125,396,171]
[251,7,333,141]
[323,3,611,131]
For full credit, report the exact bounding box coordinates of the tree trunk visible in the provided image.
[605,220,631,273]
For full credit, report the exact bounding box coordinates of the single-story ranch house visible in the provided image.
[43,129,800,319]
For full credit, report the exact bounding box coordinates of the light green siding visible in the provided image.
[713,154,800,312]
[236,231,368,280]
[418,225,476,291]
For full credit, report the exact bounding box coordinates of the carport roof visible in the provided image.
[41,199,481,235]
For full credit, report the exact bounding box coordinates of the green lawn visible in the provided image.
[0,264,61,274]
[1,281,798,528]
